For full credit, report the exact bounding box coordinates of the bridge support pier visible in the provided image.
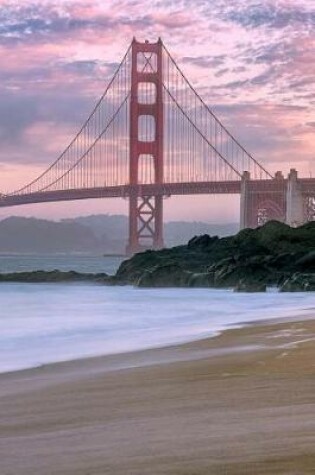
[240,171,251,229]
[240,171,287,230]
[126,194,164,255]
[286,168,304,227]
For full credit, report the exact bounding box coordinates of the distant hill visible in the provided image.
[0,215,238,254]
[165,221,239,247]
[66,215,127,239]
[0,217,101,254]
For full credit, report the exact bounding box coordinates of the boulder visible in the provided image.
[234,280,267,293]
[137,264,191,288]
[213,258,270,288]
[0,270,109,283]
[280,273,315,292]
[187,234,219,249]
[188,272,215,288]
[295,251,315,273]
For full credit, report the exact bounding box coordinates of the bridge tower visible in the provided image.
[240,171,287,228]
[286,169,305,227]
[126,38,164,255]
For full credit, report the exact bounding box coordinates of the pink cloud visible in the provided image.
[152,11,194,29]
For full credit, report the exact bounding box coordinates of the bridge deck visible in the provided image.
[0,181,241,208]
[0,179,314,208]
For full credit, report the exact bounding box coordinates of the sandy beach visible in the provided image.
[1,316,315,475]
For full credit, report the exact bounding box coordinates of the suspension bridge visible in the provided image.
[0,38,314,254]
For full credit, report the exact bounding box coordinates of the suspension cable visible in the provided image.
[162,43,273,179]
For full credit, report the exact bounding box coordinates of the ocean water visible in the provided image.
[0,281,314,374]
[0,254,124,275]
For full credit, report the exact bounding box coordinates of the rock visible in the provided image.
[137,264,191,288]
[188,272,215,288]
[0,270,109,283]
[113,221,315,291]
[234,280,267,293]
[187,234,219,249]
[213,258,270,288]
[295,251,315,273]
[255,220,315,253]
[280,273,315,292]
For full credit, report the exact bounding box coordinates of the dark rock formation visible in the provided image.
[0,221,314,292]
[137,264,191,288]
[280,273,315,292]
[115,221,315,291]
[188,272,215,288]
[0,270,110,283]
[234,280,267,293]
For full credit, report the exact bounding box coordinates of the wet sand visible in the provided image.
[1,317,315,474]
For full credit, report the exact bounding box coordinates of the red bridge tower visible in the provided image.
[126,38,164,255]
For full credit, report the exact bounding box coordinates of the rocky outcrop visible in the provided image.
[0,270,110,283]
[234,280,267,293]
[280,273,315,292]
[188,272,215,288]
[295,252,315,273]
[114,221,315,291]
[1,221,314,292]
[137,264,191,288]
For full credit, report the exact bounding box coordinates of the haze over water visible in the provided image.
[0,254,123,275]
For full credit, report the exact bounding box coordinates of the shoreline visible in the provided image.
[2,310,315,377]
[0,273,314,293]
[1,314,315,473]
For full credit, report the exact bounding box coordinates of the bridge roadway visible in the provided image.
[0,178,314,208]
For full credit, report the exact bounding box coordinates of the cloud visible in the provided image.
[0,87,95,165]
[0,0,314,196]
[223,3,315,30]
[0,1,156,47]
[0,92,39,143]
[212,102,313,171]
[183,55,227,69]
[152,11,193,29]
[0,2,112,44]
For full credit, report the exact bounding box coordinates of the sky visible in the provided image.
[0,0,314,222]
